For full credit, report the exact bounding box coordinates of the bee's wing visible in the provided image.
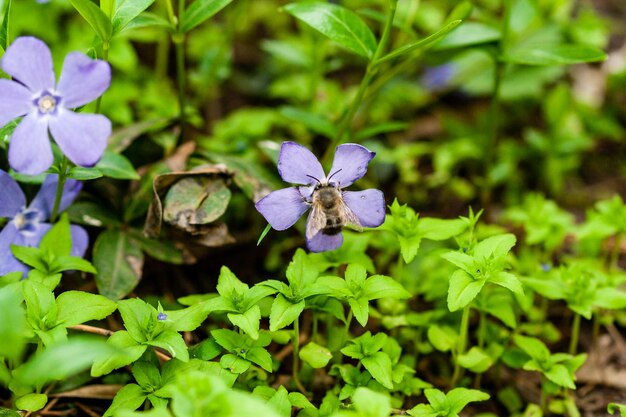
[306,201,327,240]
[339,198,362,232]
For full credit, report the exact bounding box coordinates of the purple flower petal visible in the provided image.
[49,110,110,167]
[56,53,111,108]
[0,79,34,127]
[277,141,325,185]
[306,231,343,252]
[70,225,89,258]
[8,113,53,175]
[328,144,375,188]
[1,37,55,93]
[255,187,309,230]
[21,222,50,247]
[0,223,29,276]
[342,189,386,228]
[0,170,26,218]
[29,175,82,220]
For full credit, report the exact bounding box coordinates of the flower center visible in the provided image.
[35,92,59,114]
[13,208,41,236]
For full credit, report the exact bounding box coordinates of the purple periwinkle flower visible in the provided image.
[0,170,88,276]
[255,141,385,252]
[421,64,455,91]
[0,36,112,175]
[157,312,168,321]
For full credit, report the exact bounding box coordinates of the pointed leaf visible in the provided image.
[447,270,485,311]
[361,352,393,389]
[490,271,524,295]
[70,0,113,41]
[363,275,411,300]
[112,0,156,35]
[473,233,516,260]
[283,2,377,59]
[269,295,305,331]
[181,0,234,33]
[56,291,117,327]
[503,44,607,66]
[228,305,261,339]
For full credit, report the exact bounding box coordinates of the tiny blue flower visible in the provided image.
[0,37,111,175]
[421,64,455,91]
[255,141,385,252]
[541,263,551,272]
[0,170,87,276]
[157,312,168,321]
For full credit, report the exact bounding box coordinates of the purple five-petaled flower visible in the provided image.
[255,141,386,252]
[0,169,88,277]
[0,36,111,175]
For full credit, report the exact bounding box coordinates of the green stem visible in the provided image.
[50,157,69,223]
[292,317,306,394]
[172,0,187,140]
[478,309,486,349]
[312,312,319,343]
[321,0,398,164]
[451,305,470,387]
[94,42,109,114]
[610,233,622,271]
[344,309,354,334]
[569,313,581,355]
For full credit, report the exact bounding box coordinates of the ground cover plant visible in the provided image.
[0,0,625,416]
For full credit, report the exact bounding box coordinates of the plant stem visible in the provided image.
[451,305,471,387]
[50,156,69,223]
[569,312,581,355]
[292,317,306,394]
[94,42,109,114]
[344,309,354,334]
[173,0,187,141]
[321,0,398,164]
[610,233,622,271]
[312,311,319,343]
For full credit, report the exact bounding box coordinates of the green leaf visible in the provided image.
[11,245,46,271]
[458,347,494,373]
[246,347,273,372]
[362,275,411,300]
[446,388,490,413]
[50,256,97,274]
[375,20,462,64]
[123,11,174,31]
[15,394,47,412]
[216,265,249,301]
[398,235,421,263]
[112,0,156,35]
[220,353,251,374]
[0,408,22,417]
[67,166,103,180]
[132,361,161,389]
[593,288,626,310]
[91,331,147,377]
[419,218,468,241]
[17,337,118,386]
[40,213,72,257]
[228,305,261,339]
[433,22,501,50]
[427,325,458,352]
[23,279,57,328]
[299,342,332,368]
[348,297,370,327]
[95,151,140,180]
[447,270,485,311]
[93,230,144,300]
[608,403,626,416]
[503,44,607,66]
[0,285,26,361]
[165,303,213,332]
[286,248,319,289]
[70,0,113,41]
[103,384,147,417]
[361,351,394,389]
[544,363,575,389]
[279,107,337,139]
[441,251,475,272]
[473,233,516,260]
[283,2,377,59]
[352,388,392,417]
[148,330,189,361]
[0,0,11,52]
[181,0,234,33]
[269,295,305,331]
[490,271,524,295]
[56,291,117,327]
[514,335,550,362]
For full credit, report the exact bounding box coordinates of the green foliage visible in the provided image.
[407,388,489,417]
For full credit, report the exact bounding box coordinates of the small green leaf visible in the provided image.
[458,347,494,373]
[608,403,626,416]
[503,44,607,66]
[246,347,273,372]
[0,285,27,361]
[40,213,72,257]
[70,0,113,41]
[228,305,261,339]
[544,363,575,389]
[433,22,501,50]
[361,351,393,389]
[352,388,392,417]
[0,0,12,52]
[11,245,46,271]
[299,342,332,368]
[447,270,485,311]
[93,230,144,300]
[103,384,147,417]
[50,256,97,274]
[148,330,189,361]
[284,2,377,59]
[257,224,272,246]
[112,0,155,35]
[348,297,369,327]
[362,275,411,300]
[375,20,462,65]
[91,331,147,377]
[446,388,490,413]
[427,325,458,352]
[67,166,104,180]
[514,335,550,362]
[473,233,516,260]
[96,151,140,180]
[181,0,234,33]
[269,295,305,331]
[16,394,47,412]
[490,271,524,295]
[56,291,116,327]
